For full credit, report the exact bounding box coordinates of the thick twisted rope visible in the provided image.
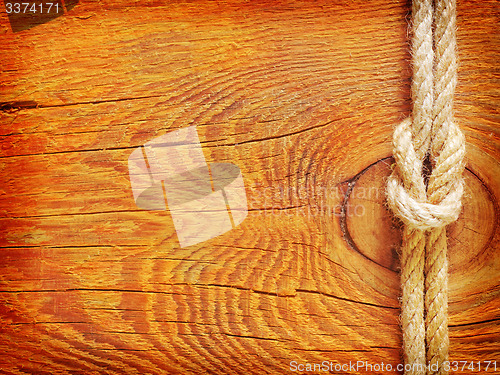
[386,0,465,374]
[388,0,434,372]
[426,1,465,373]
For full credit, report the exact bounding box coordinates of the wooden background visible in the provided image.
[0,0,498,373]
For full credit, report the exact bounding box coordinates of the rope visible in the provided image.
[386,0,465,374]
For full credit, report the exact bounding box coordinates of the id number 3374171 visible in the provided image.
[5,2,60,13]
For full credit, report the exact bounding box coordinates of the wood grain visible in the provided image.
[0,0,498,374]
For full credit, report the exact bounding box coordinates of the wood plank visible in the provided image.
[0,0,498,373]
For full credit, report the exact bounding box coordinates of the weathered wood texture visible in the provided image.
[0,0,498,374]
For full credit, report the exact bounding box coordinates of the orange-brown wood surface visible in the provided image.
[0,1,498,374]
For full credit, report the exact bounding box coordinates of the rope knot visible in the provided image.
[387,117,466,231]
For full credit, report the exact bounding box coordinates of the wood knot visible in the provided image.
[342,158,496,273]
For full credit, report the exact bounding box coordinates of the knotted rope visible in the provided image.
[386,0,465,374]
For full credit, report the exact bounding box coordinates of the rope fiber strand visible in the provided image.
[386,0,465,374]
